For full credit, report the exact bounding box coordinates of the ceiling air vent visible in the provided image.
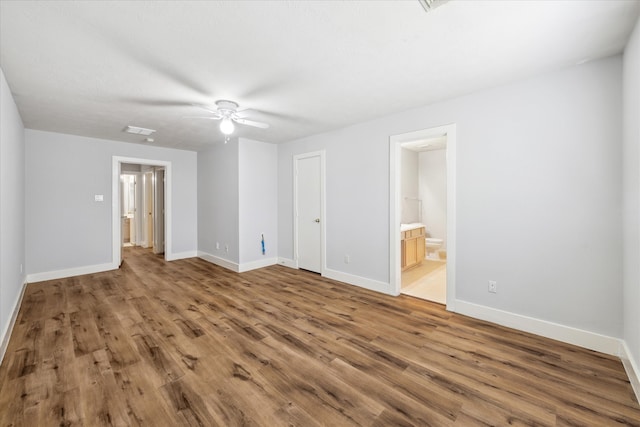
[417,0,450,13]
[125,125,156,136]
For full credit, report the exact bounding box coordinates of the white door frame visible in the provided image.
[389,124,457,311]
[112,156,172,266]
[152,167,166,255]
[142,170,154,248]
[293,150,326,274]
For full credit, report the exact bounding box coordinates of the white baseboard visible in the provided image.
[620,340,640,404]
[455,300,621,356]
[198,251,240,272]
[323,268,393,295]
[26,262,117,283]
[0,279,27,365]
[238,257,278,273]
[276,257,297,269]
[166,250,198,261]
[198,251,278,273]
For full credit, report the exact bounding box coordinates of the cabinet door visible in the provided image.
[417,236,425,261]
[406,238,417,266]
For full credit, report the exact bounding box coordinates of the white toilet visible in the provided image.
[425,238,443,260]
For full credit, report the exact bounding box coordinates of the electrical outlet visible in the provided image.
[225,244,229,253]
[216,242,220,250]
[488,280,497,293]
[344,255,350,264]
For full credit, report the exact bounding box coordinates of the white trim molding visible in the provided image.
[620,341,640,404]
[277,257,297,269]
[323,268,393,296]
[238,258,278,273]
[112,156,173,266]
[293,150,326,275]
[198,251,240,272]
[26,262,116,283]
[0,279,27,365]
[389,123,457,311]
[198,251,277,273]
[455,300,621,356]
[166,251,198,261]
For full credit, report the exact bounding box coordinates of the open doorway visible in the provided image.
[112,157,172,267]
[390,124,456,310]
[120,165,165,254]
[399,138,447,303]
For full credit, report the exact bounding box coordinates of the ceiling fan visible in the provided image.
[187,100,269,137]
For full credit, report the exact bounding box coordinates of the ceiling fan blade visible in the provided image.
[232,110,253,119]
[234,118,269,129]
[183,116,220,120]
[121,97,193,107]
[192,104,222,116]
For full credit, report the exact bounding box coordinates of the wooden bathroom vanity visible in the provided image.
[401,224,425,271]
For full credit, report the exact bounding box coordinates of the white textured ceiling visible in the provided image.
[1,1,638,151]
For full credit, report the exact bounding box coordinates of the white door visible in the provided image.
[296,154,322,273]
[153,168,165,254]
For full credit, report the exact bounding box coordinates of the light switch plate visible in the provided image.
[95,194,104,202]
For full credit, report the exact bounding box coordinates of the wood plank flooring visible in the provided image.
[1,246,639,426]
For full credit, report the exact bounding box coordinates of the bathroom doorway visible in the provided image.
[112,156,171,267]
[389,124,456,310]
[118,165,165,260]
[399,140,447,304]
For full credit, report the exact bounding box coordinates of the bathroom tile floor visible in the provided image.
[401,260,446,304]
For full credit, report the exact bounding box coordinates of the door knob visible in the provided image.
[314,218,320,223]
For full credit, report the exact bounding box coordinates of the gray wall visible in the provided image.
[198,137,278,268]
[25,130,198,275]
[623,16,640,385]
[239,138,278,264]
[278,55,623,338]
[419,149,447,246]
[0,68,25,347]
[198,140,240,263]
[400,148,419,224]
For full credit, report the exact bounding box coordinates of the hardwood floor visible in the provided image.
[1,247,639,426]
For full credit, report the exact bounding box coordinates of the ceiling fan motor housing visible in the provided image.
[215,100,239,113]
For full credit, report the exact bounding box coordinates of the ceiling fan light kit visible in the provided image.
[187,99,269,139]
[219,117,235,135]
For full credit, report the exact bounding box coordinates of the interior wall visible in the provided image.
[419,148,447,248]
[623,16,640,384]
[0,68,25,349]
[278,126,390,283]
[278,55,623,338]
[238,138,278,264]
[400,148,419,224]
[198,137,278,269]
[197,140,240,263]
[25,130,198,275]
